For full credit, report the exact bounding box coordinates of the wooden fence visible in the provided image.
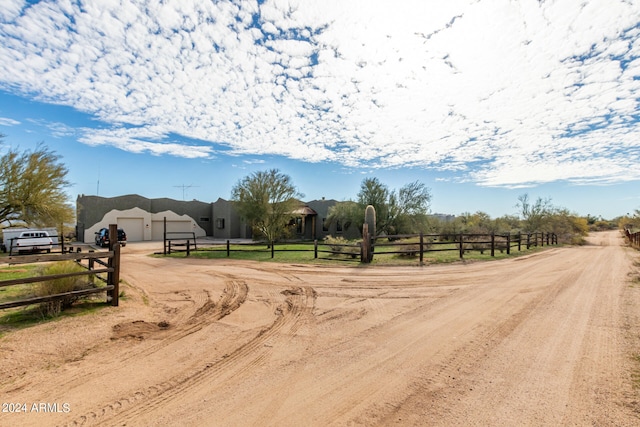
[625,229,640,248]
[171,231,557,263]
[0,225,122,310]
[165,239,361,260]
[163,232,197,255]
[370,232,555,263]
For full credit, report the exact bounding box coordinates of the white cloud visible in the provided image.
[0,0,25,22]
[0,117,20,126]
[79,127,214,159]
[0,0,639,186]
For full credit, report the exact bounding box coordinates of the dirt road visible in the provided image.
[1,230,639,426]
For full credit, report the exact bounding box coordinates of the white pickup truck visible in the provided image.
[9,230,54,253]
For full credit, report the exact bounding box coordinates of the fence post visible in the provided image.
[526,233,531,249]
[506,233,511,255]
[111,244,120,306]
[361,223,370,263]
[226,240,230,257]
[186,240,190,256]
[314,239,318,259]
[59,223,64,254]
[163,217,167,255]
[271,241,274,258]
[419,232,424,264]
[491,232,495,257]
[459,233,464,259]
[107,224,120,306]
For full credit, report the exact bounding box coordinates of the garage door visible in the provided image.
[151,220,192,241]
[117,217,144,242]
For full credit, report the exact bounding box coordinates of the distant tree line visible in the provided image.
[618,210,640,233]
[434,194,590,245]
[230,168,600,246]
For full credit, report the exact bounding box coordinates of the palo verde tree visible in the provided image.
[516,193,589,244]
[231,169,302,243]
[516,193,553,233]
[0,137,74,227]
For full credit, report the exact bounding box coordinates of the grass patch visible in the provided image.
[162,242,340,263]
[0,265,40,303]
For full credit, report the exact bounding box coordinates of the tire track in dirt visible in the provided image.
[114,276,248,361]
[45,277,248,415]
[110,285,316,426]
[62,284,316,426]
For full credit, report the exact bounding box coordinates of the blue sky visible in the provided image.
[1,0,640,220]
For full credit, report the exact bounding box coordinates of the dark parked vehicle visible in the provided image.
[95,228,127,247]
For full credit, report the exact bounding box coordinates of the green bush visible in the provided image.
[37,261,92,317]
[324,236,361,257]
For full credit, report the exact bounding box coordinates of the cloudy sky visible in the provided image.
[1,0,639,218]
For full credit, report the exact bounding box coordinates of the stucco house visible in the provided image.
[76,194,343,243]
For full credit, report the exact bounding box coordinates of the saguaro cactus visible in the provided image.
[365,205,376,239]
[364,205,376,262]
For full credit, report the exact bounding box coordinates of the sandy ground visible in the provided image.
[1,230,640,426]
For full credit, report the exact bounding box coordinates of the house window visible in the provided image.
[322,218,329,232]
[200,217,210,222]
[296,218,303,234]
[216,218,225,229]
[336,220,343,233]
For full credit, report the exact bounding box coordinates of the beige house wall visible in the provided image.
[83,207,206,243]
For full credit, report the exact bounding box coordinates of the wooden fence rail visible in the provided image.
[625,229,640,248]
[163,232,197,255]
[0,224,122,310]
[169,231,557,263]
[370,232,556,263]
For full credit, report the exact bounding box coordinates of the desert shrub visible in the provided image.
[466,236,491,254]
[394,239,419,257]
[37,261,92,317]
[494,236,509,253]
[324,236,361,257]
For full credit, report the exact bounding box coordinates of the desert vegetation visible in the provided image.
[35,261,96,317]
